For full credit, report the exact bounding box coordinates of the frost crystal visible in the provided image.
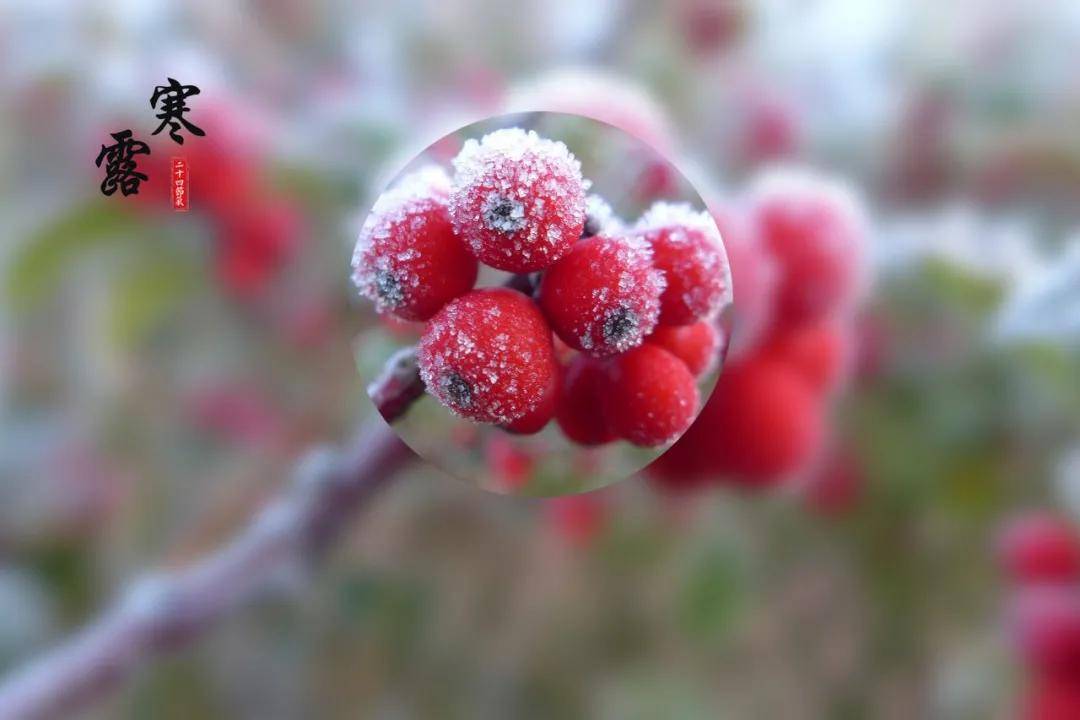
[448,127,587,272]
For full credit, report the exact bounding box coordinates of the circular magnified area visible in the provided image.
[352,112,733,496]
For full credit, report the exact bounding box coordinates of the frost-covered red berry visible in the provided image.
[537,234,665,357]
[645,321,721,377]
[602,344,699,447]
[635,202,730,326]
[998,513,1080,585]
[449,128,586,272]
[749,169,864,327]
[555,355,617,446]
[502,371,557,435]
[418,288,557,424]
[352,166,478,321]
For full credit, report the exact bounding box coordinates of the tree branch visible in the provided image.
[0,407,418,719]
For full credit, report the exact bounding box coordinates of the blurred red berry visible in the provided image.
[677,0,745,56]
[750,172,864,327]
[739,95,801,165]
[646,321,721,377]
[545,493,607,548]
[1023,675,1080,720]
[352,166,478,321]
[215,200,302,298]
[761,320,850,396]
[709,202,776,356]
[449,128,585,272]
[555,355,617,446]
[657,356,823,487]
[633,157,680,203]
[486,435,535,492]
[801,446,863,516]
[538,234,665,357]
[418,288,557,425]
[602,344,699,448]
[998,514,1080,585]
[636,202,729,326]
[1010,587,1080,681]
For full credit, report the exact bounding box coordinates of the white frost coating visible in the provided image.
[583,194,623,236]
[746,166,867,249]
[634,201,722,249]
[634,201,733,318]
[351,165,451,313]
[569,234,666,356]
[448,128,587,270]
[417,291,551,424]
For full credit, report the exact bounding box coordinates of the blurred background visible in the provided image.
[2,0,1080,717]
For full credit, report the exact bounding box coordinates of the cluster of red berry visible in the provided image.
[998,513,1080,717]
[353,128,729,448]
[649,169,865,494]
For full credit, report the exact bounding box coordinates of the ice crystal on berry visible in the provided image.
[582,194,622,237]
[352,165,478,321]
[635,202,731,325]
[449,128,587,272]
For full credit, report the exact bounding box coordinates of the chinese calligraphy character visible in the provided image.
[95,130,150,196]
[150,77,205,145]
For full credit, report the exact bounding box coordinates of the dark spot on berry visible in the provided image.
[482,193,527,233]
[374,269,404,308]
[602,306,640,350]
[441,372,473,409]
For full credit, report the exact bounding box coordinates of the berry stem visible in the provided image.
[0,419,415,720]
[367,346,426,423]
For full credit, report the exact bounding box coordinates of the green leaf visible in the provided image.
[6,200,145,309]
[107,251,197,347]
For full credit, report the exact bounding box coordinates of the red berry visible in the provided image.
[1010,587,1080,680]
[418,288,557,424]
[998,513,1080,585]
[555,355,617,446]
[486,435,535,492]
[537,234,665,357]
[635,202,730,326]
[352,166,478,321]
[215,199,302,298]
[502,370,557,435]
[761,321,850,395]
[449,128,586,272]
[545,493,607,547]
[1024,675,1080,720]
[602,345,699,447]
[709,202,777,356]
[652,356,823,486]
[801,446,863,516]
[646,321,721,377]
[750,170,864,327]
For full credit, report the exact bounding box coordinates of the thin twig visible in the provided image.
[0,369,421,719]
[0,276,548,717]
